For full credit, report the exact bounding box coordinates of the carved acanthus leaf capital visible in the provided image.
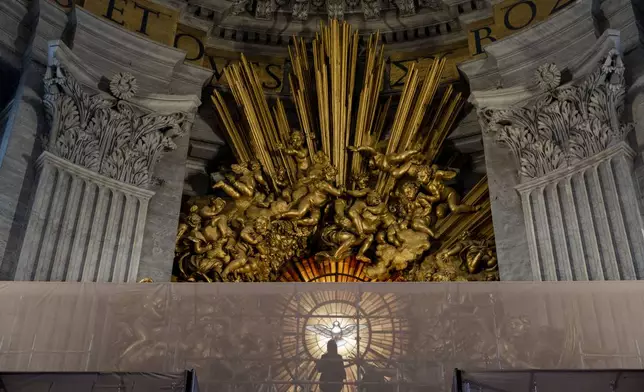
[43,64,186,188]
[481,50,631,181]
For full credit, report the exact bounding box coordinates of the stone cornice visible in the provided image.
[174,0,484,53]
[48,40,104,93]
[459,0,598,91]
[129,93,203,116]
[567,29,621,83]
[0,0,29,56]
[73,7,192,93]
[467,29,621,109]
[601,0,638,51]
[170,62,215,96]
[48,41,212,105]
[487,0,595,86]
[49,40,204,115]
[32,0,67,65]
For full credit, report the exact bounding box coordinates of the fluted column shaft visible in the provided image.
[516,143,644,281]
[15,152,154,282]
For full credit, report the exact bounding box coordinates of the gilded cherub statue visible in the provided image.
[183,246,229,282]
[176,206,226,281]
[274,167,292,202]
[416,165,481,218]
[412,230,498,282]
[278,130,310,178]
[199,197,234,244]
[451,231,498,275]
[319,200,362,260]
[249,160,269,190]
[212,162,273,225]
[348,145,420,178]
[221,216,271,277]
[175,127,492,283]
[346,172,372,198]
[276,167,343,226]
[182,206,211,255]
[347,191,389,262]
[394,182,437,239]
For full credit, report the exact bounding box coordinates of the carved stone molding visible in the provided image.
[481,50,631,182]
[43,63,186,188]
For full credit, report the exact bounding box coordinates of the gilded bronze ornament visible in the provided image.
[175,21,496,282]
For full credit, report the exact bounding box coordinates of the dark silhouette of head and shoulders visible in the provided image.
[316,339,346,392]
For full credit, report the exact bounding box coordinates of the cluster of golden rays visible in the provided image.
[212,20,465,194]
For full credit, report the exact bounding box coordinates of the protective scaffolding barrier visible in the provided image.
[2,282,644,392]
[0,371,198,392]
[452,369,644,391]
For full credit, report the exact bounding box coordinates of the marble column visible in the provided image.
[479,49,644,280]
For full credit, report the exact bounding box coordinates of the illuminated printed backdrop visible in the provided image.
[2,282,644,391]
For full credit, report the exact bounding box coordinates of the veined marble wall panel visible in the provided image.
[0,0,29,56]
[136,133,189,282]
[480,124,531,280]
[14,152,153,282]
[0,64,46,280]
[1,282,644,391]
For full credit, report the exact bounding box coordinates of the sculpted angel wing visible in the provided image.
[306,324,333,339]
[436,169,457,181]
[341,324,367,339]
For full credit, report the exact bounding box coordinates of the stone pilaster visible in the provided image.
[15,152,153,282]
[13,43,193,282]
[478,48,644,281]
[515,143,644,280]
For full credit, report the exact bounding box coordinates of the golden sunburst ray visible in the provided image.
[213,21,463,191]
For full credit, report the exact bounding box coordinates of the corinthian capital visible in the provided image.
[481,50,632,181]
[42,63,186,188]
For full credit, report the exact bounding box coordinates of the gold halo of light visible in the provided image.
[277,290,409,391]
[280,256,403,282]
[303,300,367,362]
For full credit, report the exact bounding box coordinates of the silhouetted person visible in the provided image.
[317,339,346,392]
